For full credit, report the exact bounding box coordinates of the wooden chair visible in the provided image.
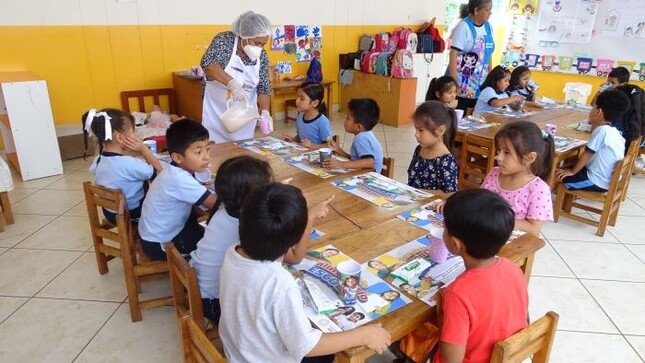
[622,137,644,201]
[120,88,177,115]
[181,315,227,363]
[458,134,496,190]
[83,181,173,321]
[553,137,641,237]
[490,311,559,363]
[167,243,218,339]
[0,191,14,232]
[498,234,545,285]
[381,157,395,178]
[284,98,297,122]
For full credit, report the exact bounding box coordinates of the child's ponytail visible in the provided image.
[539,132,555,182]
[83,108,134,162]
[298,81,328,117]
[445,108,457,154]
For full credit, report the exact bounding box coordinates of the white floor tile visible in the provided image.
[16,216,92,251]
[42,170,92,191]
[532,242,575,278]
[582,280,645,335]
[625,244,645,264]
[10,174,63,189]
[74,304,181,363]
[63,200,90,217]
[0,214,56,248]
[7,188,38,204]
[543,216,620,243]
[0,249,82,296]
[606,216,645,245]
[37,253,127,302]
[528,276,618,333]
[551,241,645,282]
[0,296,27,322]
[550,331,642,363]
[0,298,118,362]
[11,189,84,216]
[625,335,645,362]
[62,157,92,173]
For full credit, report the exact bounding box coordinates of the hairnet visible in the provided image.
[231,11,272,39]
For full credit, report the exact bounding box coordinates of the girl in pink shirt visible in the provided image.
[482,120,555,236]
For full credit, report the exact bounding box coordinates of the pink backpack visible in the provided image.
[374,32,391,52]
[361,50,380,73]
[391,49,414,78]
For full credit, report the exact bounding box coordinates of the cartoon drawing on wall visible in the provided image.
[537,0,599,43]
[284,25,295,42]
[283,43,297,55]
[509,0,539,14]
[276,61,292,74]
[576,57,594,74]
[603,9,620,31]
[595,59,615,76]
[558,56,574,71]
[272,26,285,50]
[601,0,645,38]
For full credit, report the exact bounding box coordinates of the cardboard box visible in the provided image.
[56,124,96,160]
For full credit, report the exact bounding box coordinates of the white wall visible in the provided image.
[0,0,446,26]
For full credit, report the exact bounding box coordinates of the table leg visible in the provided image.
[0,191,14,225]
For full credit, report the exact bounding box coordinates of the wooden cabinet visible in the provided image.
[339,71,417,127]
[0,72,62,181]
[172,72,203,121]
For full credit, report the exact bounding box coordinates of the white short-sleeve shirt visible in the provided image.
[586,125,625,189]
[138,164,210,244]
[474,86,509,114]
[450,20,490,53]
[90,152,154,210]
[350,130,384,173]
[219,246,323,363]
[296,113,333,145]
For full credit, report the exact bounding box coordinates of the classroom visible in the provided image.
[0,0,644,362]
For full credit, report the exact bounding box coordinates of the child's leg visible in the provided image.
[102,208,117,225]
[202,298,221,324]
[139,240,167,261]
[562,167,607,192]
[171,211,205,254]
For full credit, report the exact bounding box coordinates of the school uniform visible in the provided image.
[507,84,534,102]
[474,86,509,114]
[138,163,211,260]
[350,130,383,173]
[296,112,333,144]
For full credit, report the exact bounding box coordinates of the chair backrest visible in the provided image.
[381,157,395,178]
[181,315,227,363]
[490,311,559,363]
[167,243,206,332]
[498,233,545,285]
[83,181,130,248]
[459,134,496,190]
[606,137,640,204]
[120,88,177,114]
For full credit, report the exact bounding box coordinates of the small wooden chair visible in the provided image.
[498,234,545,285]
[167,243,218,339]
[120,88,177,115]
[490,311,559,363]
[458,134,496,190]
[381,157,395,178]
[83,181,172,321]
[284,98,297,123]
[181,315,227,363]
[553,137,641,237]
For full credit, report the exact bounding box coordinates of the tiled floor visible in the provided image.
[1,112,644,362]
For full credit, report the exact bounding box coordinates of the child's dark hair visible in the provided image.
[299,81,328,117]
[239,183,308,261]
[166,119,209,155]
[494,121,555,182]
[510,66,530,88]
[348,98,380,131]
[596,90,630,123]
[425,76,458,102]
[443,189,515,259]
[608,66,630,84]
[615,84,643,149]
[83,108,135,159]
[413,101,458,153]
[480,65,511,91]
[208,156,273,221]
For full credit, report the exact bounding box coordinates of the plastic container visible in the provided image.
[563,83,592,105]
[220,100,260,133]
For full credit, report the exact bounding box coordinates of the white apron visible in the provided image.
[202,36,260,142]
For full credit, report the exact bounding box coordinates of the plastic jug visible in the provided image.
[220,100,260,133]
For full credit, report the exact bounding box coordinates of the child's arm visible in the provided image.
[525,100,544,109]
[200,193,218,210]
[555,149,592,180]
[490,94,525,108]
[283,195,334,264]
[123,136,163,173]
[323,157,375,171]
[306,324,391,356]
[283,132,300,143]
[514,219,544,237]
[301,139,330,150]
[326,138,350,158]
[439,344,467,363]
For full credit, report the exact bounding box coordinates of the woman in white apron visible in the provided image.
[200,11,273,142]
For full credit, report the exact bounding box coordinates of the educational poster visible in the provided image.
[276,61,292,74]
[331,172,433,210]
[310,24,323,58]
[456,118,496,131]
[553,135,588,152]
[296,25,312,62]
[536,0,600,43]
[364,237,465,307]
[235,136,308,158]
[486,108,538,118]
[600,0,645,38]
[509,0,539,15]
[284,245,412,333]
[282,151,353,179]
[272,26,285,50]
[283,25,296,55]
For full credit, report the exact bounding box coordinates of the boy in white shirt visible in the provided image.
[219,183,391,363]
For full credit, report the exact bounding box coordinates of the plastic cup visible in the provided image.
[545,123,557,136]
[319,148,333,163]
[143,140,157,154]
[337,260,361,305]
[194,169,212,184]
[258,117,271,135]
[454,109,464,123]
[428,228,448,264]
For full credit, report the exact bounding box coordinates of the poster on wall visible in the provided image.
[600,0,645,38]
[272,26,285,50]
[535,0,600,43]
[508,0,539,15]
[296,25,312,62]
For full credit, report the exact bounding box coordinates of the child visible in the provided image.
[189,155,273,323]
[323,98,384,173]
[434,189,528,363]
[283,81,333,149]
[483,121,554,236]
[218,183,391,363]
[473,65,525,115]
[614,84,643,152]
[138,119,217,260]
[556,90,628,192]
[407,101,458,198]
[507,66,543,108]
[425,76,459,109]
[87,108,162,224]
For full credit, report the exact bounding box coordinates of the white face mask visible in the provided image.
[242,41,262,62]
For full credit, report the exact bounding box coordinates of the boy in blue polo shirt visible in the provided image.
[323,98,383,173]
[138,119,217,260]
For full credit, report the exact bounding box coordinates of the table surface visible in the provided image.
[207,140,546,361]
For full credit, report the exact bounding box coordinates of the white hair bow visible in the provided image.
[84,109,113,140]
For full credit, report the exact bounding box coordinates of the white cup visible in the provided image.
[194,169,212,184]
[143,140,157,154]
[454,109,464,123]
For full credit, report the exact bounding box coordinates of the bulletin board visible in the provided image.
[502,0,645,81]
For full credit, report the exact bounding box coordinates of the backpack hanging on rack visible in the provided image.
[306,57,323,82]
[418,18,446,53]
[391,49,414,78]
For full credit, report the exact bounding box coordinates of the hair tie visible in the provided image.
[541,130,549,139]
[84,109,112,140]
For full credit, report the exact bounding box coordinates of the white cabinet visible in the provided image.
[412,53,449,105]
[0,72,63,181]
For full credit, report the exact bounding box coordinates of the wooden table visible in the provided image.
[270,79,334,117]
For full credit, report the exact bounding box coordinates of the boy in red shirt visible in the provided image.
[434,189,528,363]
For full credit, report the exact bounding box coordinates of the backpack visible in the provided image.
[391,49,414,78]
[374,32,391,52]
[393,28,418,52]
[361,50,380,73]
[358,34,375,52]
[306,57,323,82]
[418,20,446,53]
[375,52,391,76]
[417,33,434,53]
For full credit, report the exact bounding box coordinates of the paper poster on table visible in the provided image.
[331,172,433,210]
[284,245,412,333]
[600,0,645,38]
[553,135,587,152]
[364,237,465,307]
[536,0,599,43]
[235,136,308,158]
[457,118,496,131]
[272,26,285,50]
[283,151,353,178]
[486,108,537,118]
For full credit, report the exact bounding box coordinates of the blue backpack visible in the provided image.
[306,57,323,82]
